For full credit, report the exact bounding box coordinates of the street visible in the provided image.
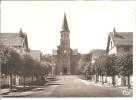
[2,75,133,97]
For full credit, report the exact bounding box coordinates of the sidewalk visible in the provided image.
[0,85,33,95]
[0,88,11,95]
[0,77,58,96]
[0,85,37,97]
[88,81,133,91]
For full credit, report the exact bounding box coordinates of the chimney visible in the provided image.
[113,27,116,37]
[19,28,25,38]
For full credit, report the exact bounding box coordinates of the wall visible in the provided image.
[108,47,117,55]
[70,54,80,74]
[117,46,133,56]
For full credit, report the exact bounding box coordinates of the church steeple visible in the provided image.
[61,13,69,32]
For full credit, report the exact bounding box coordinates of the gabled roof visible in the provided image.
[0,32,27,47]
[109,32,133,46]
[106,31,133,53]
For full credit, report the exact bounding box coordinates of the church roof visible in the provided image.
[61,13,69,32]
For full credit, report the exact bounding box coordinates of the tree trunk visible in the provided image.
[85,73,87,80]
[124,76,126,86]
[112,75,115,86]
[90,75,92,81]
[105,75,107,83]
[23,75,26,88]
[127,75,131,89]
[31,76,33,86]
[36,75,39,81]
[32,76,33,83]
[45,74,48,81]
[9,74,13,91]
[96,75,98,83]
[102,75,104,84]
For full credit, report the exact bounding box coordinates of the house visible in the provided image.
[0,28,29,54]
[0,29,29,86]
[106,28,133,85]
[106,28,133,56]
[90,49,106,64]
[30,50,41,62]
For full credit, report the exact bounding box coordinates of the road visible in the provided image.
[2,75,133,97]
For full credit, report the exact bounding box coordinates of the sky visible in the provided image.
[1,1,135,54]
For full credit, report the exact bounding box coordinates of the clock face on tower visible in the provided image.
[64,50,66,53]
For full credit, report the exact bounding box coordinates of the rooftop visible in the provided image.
[0,31,27,47]
[109,32,133,46]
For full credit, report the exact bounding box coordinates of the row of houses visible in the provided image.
[0,29,42,86]
[79,28,133,86]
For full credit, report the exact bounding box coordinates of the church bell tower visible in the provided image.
[59,13,71,75]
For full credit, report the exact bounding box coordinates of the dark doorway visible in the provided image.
[63,67,67,74]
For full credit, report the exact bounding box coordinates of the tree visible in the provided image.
[32,60,43,81]
[21,54,34,88]
[1,48,22,90]
[89,54,108,84]
[31,60,51,85]
[41,54,52,63]
[93,60,99,83]
[0,46,11,88]
[41,63,51,77]
[88,63,96,81]
[0,45,11,65]
[106,54,119,86]
[118,54,133,88]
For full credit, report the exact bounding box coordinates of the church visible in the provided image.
[52,13,80,75]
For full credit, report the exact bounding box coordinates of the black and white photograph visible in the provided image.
[0,0,135,99]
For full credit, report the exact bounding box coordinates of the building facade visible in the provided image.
[52,13,80,75]
[90,49,106,64]
[106,28,133,56]
[30,50,41,62]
